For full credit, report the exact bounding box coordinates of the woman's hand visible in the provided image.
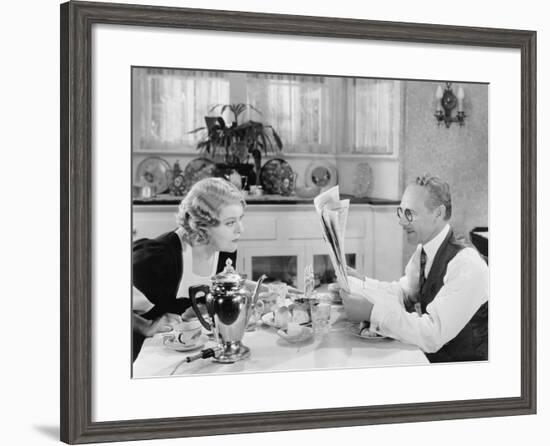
[182,304,208,320]
[147,313,182,337]
[134,312,182,338]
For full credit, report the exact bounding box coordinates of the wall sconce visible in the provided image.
[434,82,466,128]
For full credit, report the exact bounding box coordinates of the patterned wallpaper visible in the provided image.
[400,80,488,263]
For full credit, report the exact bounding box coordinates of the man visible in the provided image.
[342,174,488,363]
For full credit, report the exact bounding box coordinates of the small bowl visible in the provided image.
[133,185,157,199]
[294,186,321,199]
[277,326,314,343]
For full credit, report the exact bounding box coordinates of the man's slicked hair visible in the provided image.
[415,173,452,220]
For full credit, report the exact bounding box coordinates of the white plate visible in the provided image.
[347,323,391,341]
[277,326,314,343]
[163,334,207,352]
[305,160,338,189]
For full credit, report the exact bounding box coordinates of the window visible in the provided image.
[132,68,230,151]
[132,68,400,156]
[247,74,400,155]
[346,79,401,155]
[246,74,340,153]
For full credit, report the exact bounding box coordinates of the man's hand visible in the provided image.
[340,289,374,323]
[346,266,364,280]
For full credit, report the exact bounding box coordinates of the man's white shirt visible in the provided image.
[348,224,488,353]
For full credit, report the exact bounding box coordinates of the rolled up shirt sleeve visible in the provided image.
[369,248,488,353]
[350,253,417,308]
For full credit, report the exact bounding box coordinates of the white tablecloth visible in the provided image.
[133,306,428,378]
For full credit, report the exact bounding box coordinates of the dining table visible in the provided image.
[133,305,429,378]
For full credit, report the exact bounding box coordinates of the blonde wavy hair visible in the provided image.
[175,177,246,246]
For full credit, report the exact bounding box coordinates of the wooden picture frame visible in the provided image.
[60,1,536,443]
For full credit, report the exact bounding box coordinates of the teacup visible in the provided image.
[249,185,263,196]
[258,290,279,314]
[162,318,202,348]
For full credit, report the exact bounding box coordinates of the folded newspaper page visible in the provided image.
[313,186,350,292]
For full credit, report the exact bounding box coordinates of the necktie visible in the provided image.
[419,248,427,290]
[414,248,427,316]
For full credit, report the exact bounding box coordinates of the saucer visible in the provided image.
[347,323,391,341]
[277,326,313,343]
[163,335,207,352]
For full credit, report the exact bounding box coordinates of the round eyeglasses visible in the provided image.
[396,207,416,223]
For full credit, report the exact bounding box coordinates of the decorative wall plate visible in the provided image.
[305,160,338,189]
[183,157,216,191]
[353,162,373,198]
[259,158,295,195]
[134,156,173,193]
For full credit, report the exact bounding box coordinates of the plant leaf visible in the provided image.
[188,126,206,135]
[208,104,224,114]
[248,104,263,116]
[259,133,268,155]
[271,128,283,150]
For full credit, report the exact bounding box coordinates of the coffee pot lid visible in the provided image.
[212,258,244,286]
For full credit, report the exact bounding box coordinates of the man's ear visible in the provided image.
[436,204,445,219]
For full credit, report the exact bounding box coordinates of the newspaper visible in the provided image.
[313,186,350,292]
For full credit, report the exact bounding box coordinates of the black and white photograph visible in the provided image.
[54,1,539,444]
[131,67,489,378]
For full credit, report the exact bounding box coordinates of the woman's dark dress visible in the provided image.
[132,231,236,361]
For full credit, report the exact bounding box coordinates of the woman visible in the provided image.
[132,177,246,361]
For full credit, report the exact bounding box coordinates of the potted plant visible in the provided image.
[189,103,283,186]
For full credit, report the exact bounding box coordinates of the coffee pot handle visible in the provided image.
[188,285,212,331]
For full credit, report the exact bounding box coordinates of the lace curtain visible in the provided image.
[132,68,230,151]
[246,74,346,153]
[246,74,398,154]
[133,69,399,154]
[346,79,400,154]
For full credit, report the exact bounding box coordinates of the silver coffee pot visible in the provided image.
[189,259,266,363]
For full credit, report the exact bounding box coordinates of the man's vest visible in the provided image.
[411,229,488,363]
